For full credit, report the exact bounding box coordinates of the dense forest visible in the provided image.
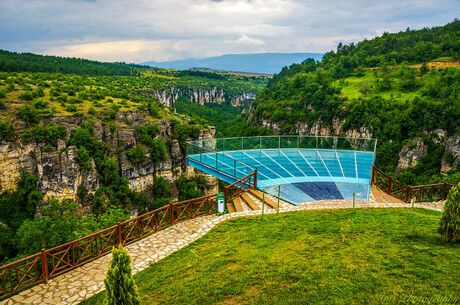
[250,20,460,185]
[0,50,149,76]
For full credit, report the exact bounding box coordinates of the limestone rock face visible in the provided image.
[396,138,428,172]
[141,87,255,108]
[0,110,217,200]
[294,119,373,139]
[441,135,460,173]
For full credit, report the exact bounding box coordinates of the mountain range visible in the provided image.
[143,53,324,74]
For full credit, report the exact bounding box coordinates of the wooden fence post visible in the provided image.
[41,249,49,283]
[117,224,122,246]
[405,187,412,203]
[170,203,175,225]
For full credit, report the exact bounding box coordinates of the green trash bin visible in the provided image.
[217,192,226,214]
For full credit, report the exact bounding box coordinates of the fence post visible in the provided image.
[170,202,175,225]
[253,169,258,189]
[117,224,122,246]
[41,249,49,282]
[405,187,412,203]
[388,176,393,194]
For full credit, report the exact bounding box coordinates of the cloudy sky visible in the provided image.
[0,0,459,63]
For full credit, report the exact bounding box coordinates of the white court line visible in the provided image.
[354,151,359,184]
[296,150,323,181]
[334,151,346,180]
[315,150,334,181]
[240,151,285,182]
[279,150,312,181]
[260,150,296,178]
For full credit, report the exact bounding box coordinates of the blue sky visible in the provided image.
[0,0,459,63]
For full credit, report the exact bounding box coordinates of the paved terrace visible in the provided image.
[0,200,444,305]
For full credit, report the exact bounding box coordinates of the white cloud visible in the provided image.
[0,0,459,62]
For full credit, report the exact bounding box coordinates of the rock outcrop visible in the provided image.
[0,110,216,200]
[141,87,255,108]
[441,135,460,173]
[396,137,428,172]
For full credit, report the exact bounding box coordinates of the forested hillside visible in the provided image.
[250,20,460,185]
[0,52,265,264]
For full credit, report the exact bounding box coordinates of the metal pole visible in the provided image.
[352,192,356,209]
[259,137,262,149]
[277,185,281,213]
[278,136,281,149]
[262,191,265,218]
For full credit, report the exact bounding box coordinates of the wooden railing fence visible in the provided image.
[0,194,217,300]
[371,166,452,203]
[223,170,257,204]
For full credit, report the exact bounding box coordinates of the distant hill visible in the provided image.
[0,49,152,76]
[144,53,324,74]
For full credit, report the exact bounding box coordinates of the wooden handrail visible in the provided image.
[223,171,257,204]
[372,165,453,203]
[0,193,217,300]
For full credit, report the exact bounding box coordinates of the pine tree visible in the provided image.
[438,182,460,243]
[104,245,140,305]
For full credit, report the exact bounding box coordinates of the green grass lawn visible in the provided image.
[81,209,460,305]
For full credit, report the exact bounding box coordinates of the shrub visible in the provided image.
[0,100,6,110]
[149,138,167,172]
[438,182,460,243]
[25,125,67,147]
[33,98,48,109]
[0,122,14,142]
[18,105,39,124]
[97,157,119,186]
[104,245,140,305]
[176,176,202,201]
[125,146,146,168]
[76,147,93,170]
[136,124,159,146]
[20,91,34,101]
[16,199,80,255]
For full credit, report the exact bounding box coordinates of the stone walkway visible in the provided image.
[0,200,443,305]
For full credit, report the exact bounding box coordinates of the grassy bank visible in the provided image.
[81,208,460,305]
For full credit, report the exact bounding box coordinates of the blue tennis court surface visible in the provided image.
[187,148,375,204]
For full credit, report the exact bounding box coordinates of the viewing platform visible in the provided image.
[186,136,377,204]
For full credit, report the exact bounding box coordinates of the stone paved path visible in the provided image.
[0,199,443,305]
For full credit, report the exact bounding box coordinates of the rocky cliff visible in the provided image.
[141,87,255,108]
[257,116,460,175]
[0,110,217,200]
